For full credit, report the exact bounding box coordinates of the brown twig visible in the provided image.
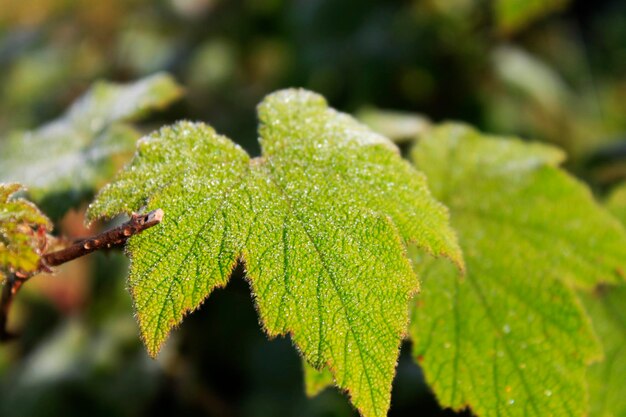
[41,209,164,268]
[0,274,21,341]
[0,208,164,342]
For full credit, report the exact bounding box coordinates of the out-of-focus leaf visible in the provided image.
[607,182,626,226]
[357,108,431,143]
[492,45,572,112]
[186,39,237,90]
[409,123,626,417]
[488,45,620,159]
[0,183,52,279]
[88,89,463,417]
[582,186,626,417]
[116,28,181,75]
[0,73,183,203]
[303,359,334,397]
[494,0,570,34]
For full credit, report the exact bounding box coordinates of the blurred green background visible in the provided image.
[1,0,625,416]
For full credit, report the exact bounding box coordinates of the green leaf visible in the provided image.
[357,107,431,143]
[303,359,335,397]
[409,123,626,417]
[0,183,52,279]
[492,46,572,113]
[494,0,570,34]
[583,184,626,417]
[607,182,626,227]
[0,73,183,203]
[582,286,626,417]
[88,89,463,417]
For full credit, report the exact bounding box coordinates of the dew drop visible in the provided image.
[544,390,552,397]
[508,399,515,405]
[503,324,511,334]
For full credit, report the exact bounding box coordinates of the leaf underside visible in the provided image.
[88,89,462,417]
[0,183,52,279]
[0,73,183,202]
[409,124,626,417]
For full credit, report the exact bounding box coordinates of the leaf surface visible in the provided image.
[409,124,626,417]
[88,89,462,417]
[0,183,52,279]
[583,184,626,417]
[607,182,626,229]
[582,286,626,417]
[0,73,183,202]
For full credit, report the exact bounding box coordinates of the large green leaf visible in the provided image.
[409,124,626,417]
[0,183,52,280]
[0,73,182,202]
[87,89,462,417]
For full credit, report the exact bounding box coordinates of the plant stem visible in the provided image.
[0,208,164,341]
[0,274,21,341]
[41,209,164,268]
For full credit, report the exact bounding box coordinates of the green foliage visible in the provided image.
[1,1,626,416]
[583,183,626,417]
[0,183,52,279]
[356,108,431,143]
[607,183,626,228]
[0,73,182,205]
[303,359,335,397]
[494,0,570,34]
[87,89,462,417]
[492,46,572,114]
[409,124,626,417]
[583,286,626,417]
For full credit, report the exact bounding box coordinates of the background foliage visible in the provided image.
[1,0,625,416]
